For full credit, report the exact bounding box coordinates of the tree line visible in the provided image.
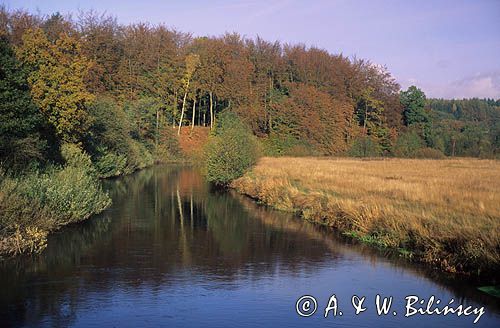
[1,8,499,173]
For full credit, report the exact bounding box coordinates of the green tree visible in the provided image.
[400,86,428,126]
[393,129,424,157]
[357,87,385,135]
[0,36,46,169]
[204,112,259,186]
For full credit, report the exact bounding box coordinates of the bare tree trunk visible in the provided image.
[173,90,178,128]
[191,98,196,131]
[156,108,160,146]
[209,91,214,129]
[178,80,190,135]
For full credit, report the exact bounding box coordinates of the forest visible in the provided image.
[0,8,499,256]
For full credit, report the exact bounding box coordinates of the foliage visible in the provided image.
[413,147,445,159]
[348,135,381,157]
[86,98,131,154]
[393,129,424,157]
[16,28,95,142]
[356,87,385,136]
[124,139,154,173]
[85,98,158,176]
[427,99,499,157]
[204,112,259,186]
[0,148,111,255]
[261,133,315,157]
[400,86,428,126]
[124,97,162,144]
[270,83,351,155]
[94,151,128,178]
[0,36,47,169]
[156,127,183,162]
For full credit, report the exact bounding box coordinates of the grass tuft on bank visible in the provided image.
[232,157,500,278]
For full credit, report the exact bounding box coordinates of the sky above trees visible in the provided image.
[3,0,499,99]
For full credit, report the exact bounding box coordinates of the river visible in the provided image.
[1,165,498,327]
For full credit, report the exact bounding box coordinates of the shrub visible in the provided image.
[124,139,154,174]
[155,127,183,162]
[0,146,111,255]
[94,150,128,178]
[261,134,315,157]
[348,135,381,157]
[87,98,131,155]
[60,143,94,172]
[414,147,445,159]
[393,130,424,157]
[204,112,259,186]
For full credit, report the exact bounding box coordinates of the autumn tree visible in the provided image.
[16,28,94,142]
[271,83,349,154]
[76,10,124,94]
[191,37,226,129]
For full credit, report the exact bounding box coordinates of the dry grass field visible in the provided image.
[232,157,500,276]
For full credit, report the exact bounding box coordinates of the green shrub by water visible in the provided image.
[204,112,259,186]
[0,144,111,256]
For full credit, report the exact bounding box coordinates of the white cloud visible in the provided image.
[402,72,500,99]
[450,72,500,98]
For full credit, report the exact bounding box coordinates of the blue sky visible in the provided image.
[3,0,500,99]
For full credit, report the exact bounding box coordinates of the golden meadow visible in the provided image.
[232,157,500,275]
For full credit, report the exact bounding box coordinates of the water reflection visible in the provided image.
[0,165,499,327]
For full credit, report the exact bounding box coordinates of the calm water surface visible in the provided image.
[1,165,499,327]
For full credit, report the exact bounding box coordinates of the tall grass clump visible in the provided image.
[204,112,260,186]
[0,144,111,256]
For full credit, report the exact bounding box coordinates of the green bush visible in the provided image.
[60,143,94,172]
[261,133,315,157]
[124,139,154,174]
[393,130,424,157]
[155,127,183,162]
[348,135,381,157]
[87,98,131,155]
[204,112,259,186]
[94,150,128,178]
[86,98,159,176]
[414,147,445,159]
[0,146,111,255]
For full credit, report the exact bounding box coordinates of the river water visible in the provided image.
[1,165,498,327]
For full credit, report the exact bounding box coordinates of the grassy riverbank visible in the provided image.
[232,157,500,278]
[0,145,112,257]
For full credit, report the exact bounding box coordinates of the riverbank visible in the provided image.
[232,157,500,279]
[0,144,113,258]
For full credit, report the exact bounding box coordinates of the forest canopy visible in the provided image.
[0,7,498,168]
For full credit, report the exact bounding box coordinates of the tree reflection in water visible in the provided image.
[0,165,498,327]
